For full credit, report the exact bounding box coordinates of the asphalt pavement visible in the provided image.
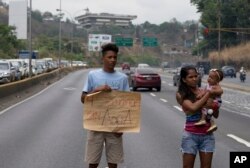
[161,68,250,92]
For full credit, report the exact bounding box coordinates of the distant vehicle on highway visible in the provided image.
[221,66,236,78]
[122,69,131,76]
[161,62,168,68]
[173,66,202,87]
[161,61,169,71]
[82,62,89,68]
[138,63,150,68]
[196,61,211,74]
[121,62,130,70]
[129,68,161,91]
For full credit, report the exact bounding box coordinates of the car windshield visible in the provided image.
[137,68,155,74]
[0,63,9,70]
[11,61,21,67]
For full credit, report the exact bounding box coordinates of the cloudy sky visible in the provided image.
[3,0,201,24]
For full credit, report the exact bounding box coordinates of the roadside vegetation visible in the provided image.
[0,1,250,67]
[209,42,250,70]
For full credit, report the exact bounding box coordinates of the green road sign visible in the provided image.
[114,37,133,47]
[143,37,158,47]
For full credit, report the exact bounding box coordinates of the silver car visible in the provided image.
[0,60,16,84]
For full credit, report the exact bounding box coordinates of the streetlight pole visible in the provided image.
[196,21,200,60]
[28,0,32,77]
[58,0,62,68]
[218,0,221,59]
[56,8,75,67]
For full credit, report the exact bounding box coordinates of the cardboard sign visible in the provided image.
[83,90,141,132]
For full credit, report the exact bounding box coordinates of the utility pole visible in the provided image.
[28,0,32,77]
[58,0,62,68]
[56,8,75,67]
[197,22,200,60]
[218,0,221,59]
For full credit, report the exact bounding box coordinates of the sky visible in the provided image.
[2,0,201,24]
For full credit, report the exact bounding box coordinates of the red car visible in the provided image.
[121,62,130,70]
[129,68,161,91]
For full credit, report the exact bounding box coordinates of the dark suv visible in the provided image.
[221,66,236,78]
[173,66,202,87]
[196,61,211,75]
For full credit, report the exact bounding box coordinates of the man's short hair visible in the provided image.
[101,43,119,56]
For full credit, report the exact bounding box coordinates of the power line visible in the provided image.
[208,28,250,35]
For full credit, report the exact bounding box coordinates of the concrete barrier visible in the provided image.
[0,66,83,98]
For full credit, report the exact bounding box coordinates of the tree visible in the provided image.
[43,11,53,18]
[191,0,250,56]
[0,24,23,57]
[32,10,43,22]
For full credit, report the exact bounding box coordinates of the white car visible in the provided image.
[9,59,28,79]
[0,60,16,83]
[138,63,150,68]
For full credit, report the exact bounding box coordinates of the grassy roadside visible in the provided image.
[209,42,250,70]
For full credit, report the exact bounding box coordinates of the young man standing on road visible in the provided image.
[81,43,130,168]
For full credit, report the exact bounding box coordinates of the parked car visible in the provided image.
[13,65,21,81]
[129,68,161,91]
[36,60,49,72]
[35,64,45,74]
[173,66,202,87]
[9,59,28,79]
[0,60,16,83]
[82,62,89,68]
[221,66,236,78]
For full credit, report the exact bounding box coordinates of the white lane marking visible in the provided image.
[160,98,168,103]
[174,106,183,112]
[63,87,76,90]
[223,100,231,104]
[227,134,250,148]
[244,106,250,110]
[168,83,173,86]
[150,93,156,97]
[221,107,250,118]
[0,79,61,116]
[162,81,166,84]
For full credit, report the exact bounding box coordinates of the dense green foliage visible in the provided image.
[1,1,250,63]
[191,0,250,55]
[0,6,198,63]
[0,24,25,58]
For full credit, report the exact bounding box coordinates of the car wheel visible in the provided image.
[132,82,137,91]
